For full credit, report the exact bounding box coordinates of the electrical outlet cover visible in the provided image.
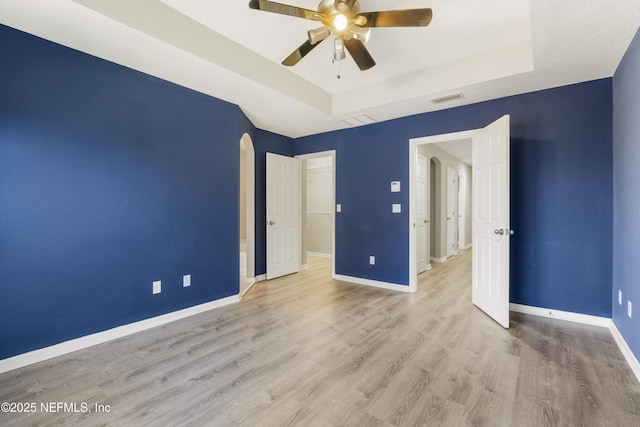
[153,280,161,295]
[183,274,191,287]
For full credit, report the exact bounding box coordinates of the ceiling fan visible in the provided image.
[249,0,433,71]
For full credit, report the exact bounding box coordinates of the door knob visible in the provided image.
[424,220,428,223]
[494,229,504,235]
[268,221,275,225]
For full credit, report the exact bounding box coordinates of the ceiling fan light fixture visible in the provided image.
[334,38,346,61]
[353,15,367,26]
[308,26,331,45]
[350,26,370,43]
[333,13,348,32]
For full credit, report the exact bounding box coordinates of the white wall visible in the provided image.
[418,143,472,259]
[306,156,333,256]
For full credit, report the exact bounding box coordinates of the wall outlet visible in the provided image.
[618,290,622,305]
[336,204,342,213]
[369,256,375,265]
[183,274,191,287]
[628,301,633,318]
[392,204,401,213]
[153,280,161,295]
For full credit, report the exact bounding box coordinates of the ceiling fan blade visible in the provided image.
[282,38,325,66]
[359,8,433,27]
[344,38,376,71]
[334,0,357,14]
[249,0,318,20]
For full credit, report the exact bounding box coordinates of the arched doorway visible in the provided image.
[240,133,255,297]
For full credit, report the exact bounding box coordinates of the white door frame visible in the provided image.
[409,129,477,292]
[295,150,336,277]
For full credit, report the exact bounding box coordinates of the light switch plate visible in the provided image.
[153,280,161,295]
[391,181,401,192]
[369,256,375,265]
[392,204,401,213]
[336,204,342,212]
[183,274,191,287]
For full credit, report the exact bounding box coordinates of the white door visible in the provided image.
[266,153,301,280]
[458,174,465,250]
[416,154,429,273]
[472,115,510,328]
[446,167,457,257]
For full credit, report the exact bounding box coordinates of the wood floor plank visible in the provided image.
[1,251,640,426]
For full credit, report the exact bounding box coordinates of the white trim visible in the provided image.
[307,252,332,259]
[509,303,611,327]
[0,295,240,375]
[610,322,640,383]
[426,264,432,270]
[333,274,412,293]
[430,256,448,263]
[463,243,473,249]
[255,274,267,282]
[301,264,309,271]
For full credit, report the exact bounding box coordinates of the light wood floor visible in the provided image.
[2,250,640,426]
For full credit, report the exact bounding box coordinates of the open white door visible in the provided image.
[472,115,510,328]
[266,153,301,280]
[416,154,429,273]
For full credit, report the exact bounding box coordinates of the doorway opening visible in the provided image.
[240,133,256,297]
[296,150,336,278]
[409,116,511,328]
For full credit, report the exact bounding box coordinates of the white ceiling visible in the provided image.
[1,0,639,138]
[434,139,472,166]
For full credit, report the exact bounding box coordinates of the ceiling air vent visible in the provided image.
[430,92,464,104]
[341,114,377,127]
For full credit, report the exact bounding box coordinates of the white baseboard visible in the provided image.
[463,243,473,249]
[430,256,448,263]
[426,264,432,270]
[509,303,611,327]
[307,252,332,259]
[333,274,411,293]
[0,295,240,375]
[301,264,308,271]
[255,274,267,282]
[610,322,640,383]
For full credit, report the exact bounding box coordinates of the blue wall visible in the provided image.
[0,21,619,360]
[613,28,640,359]
[0,25,248,359]
[295,79,613,317]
